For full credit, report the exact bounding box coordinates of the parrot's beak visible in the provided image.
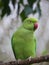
[34,22,38,30]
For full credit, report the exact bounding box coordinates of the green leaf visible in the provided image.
[6,6,11,15]
[37,0,41,18]
[0,0,3,8]
[1,6,11,17]
[17,2,20,17]
[42,50,48,55]
[2,0,9,6]
[19,0,23,4]
[28,0,36,7]
[11,0,16,8]
[24,5,33,15]
[1,0,11,18]
[33,9,37,14]
[1,8,6,17]
[0,0,41,19]
[20,10,27,21]
[20,5,33,21]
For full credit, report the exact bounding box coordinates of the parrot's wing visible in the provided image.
[11,35,16,58]
[32,35,37,57]
[34,37,37,55]
[11,28,37,59]
[11,33,25,59]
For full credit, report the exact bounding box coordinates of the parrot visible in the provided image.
[11,18,38,62]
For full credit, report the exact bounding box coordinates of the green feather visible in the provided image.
[11,18,38,60]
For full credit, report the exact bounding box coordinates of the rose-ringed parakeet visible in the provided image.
[11,18,38,61]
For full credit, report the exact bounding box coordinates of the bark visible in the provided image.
[0,55,49,65]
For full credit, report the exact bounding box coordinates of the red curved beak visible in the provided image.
[34,22,38,30]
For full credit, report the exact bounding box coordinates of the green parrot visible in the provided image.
[11,18,38,61]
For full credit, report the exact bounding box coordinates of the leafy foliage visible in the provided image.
[0,0,11,17]
[0,0,3,8]
[20,5,33,21]
[28,0,36,7]
[19,0,41,21]
[0,0,41,21]
[11,0,16,8]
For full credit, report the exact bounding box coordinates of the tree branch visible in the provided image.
[0,55,49,65]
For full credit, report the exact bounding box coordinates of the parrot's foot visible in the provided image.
[28,56,32,62]
[18,59,21,64]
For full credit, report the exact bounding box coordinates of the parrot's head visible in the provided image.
[23,18,38,31]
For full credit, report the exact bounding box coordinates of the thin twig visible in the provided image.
[0,55,49,65]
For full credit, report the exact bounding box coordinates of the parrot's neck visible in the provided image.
[20,26,34,33]
[18,27,34,38]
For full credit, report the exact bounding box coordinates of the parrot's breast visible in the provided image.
[11,28,36,59]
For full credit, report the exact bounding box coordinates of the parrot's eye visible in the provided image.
[28,21,32,23]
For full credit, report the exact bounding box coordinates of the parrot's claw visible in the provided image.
[28,56,32,62]
[18,59,21,64]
